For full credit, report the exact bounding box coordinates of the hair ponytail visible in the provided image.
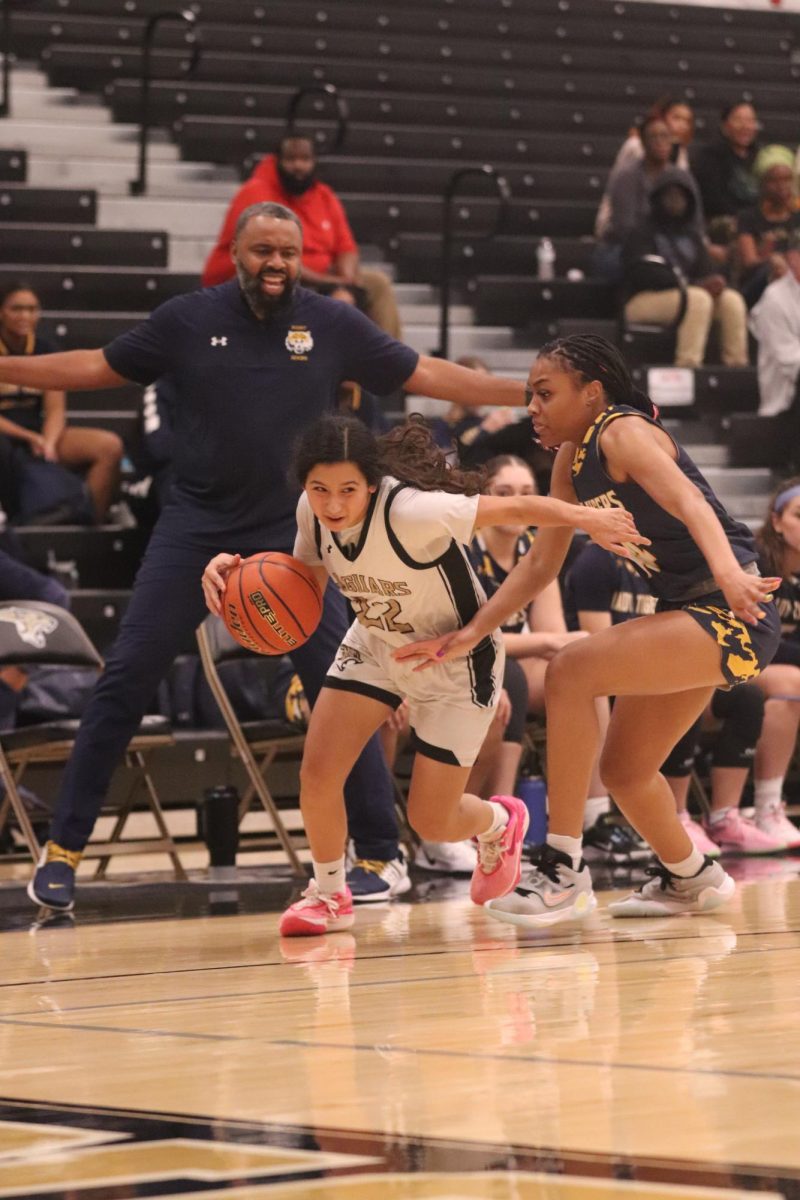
[293,412,484,496]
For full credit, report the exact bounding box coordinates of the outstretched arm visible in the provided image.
[405,354,526,409]
[0,349,128,392]
[475,492,646,555]
[600,417,779,624]
[394,447,583,667]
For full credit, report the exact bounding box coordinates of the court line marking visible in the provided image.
[1,938,798,1019]
[2,924,799,992]
[1,1017,799,1084]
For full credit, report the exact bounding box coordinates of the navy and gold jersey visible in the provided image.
[571,406,757,603]
[0,332,55,433]
[470,529,536,633]
[563,543,658,630]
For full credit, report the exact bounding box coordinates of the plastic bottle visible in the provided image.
[537,237,556,281]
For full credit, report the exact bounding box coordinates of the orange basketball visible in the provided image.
[222,552,323,655]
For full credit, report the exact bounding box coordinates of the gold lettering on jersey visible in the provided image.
[611,590,659,616]
[332,572,411,598]
[582,492,660,576]
[248,590,299,647]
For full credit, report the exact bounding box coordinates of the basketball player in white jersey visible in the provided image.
[202,414,643,936]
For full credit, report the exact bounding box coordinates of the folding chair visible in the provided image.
[196,614,307,876]
[0,600,183,877]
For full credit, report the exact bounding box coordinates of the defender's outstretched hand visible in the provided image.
[201,553,241,616]
[579,505,650,556]
[393,625,481,672]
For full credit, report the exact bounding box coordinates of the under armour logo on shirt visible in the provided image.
[210,336,228,347]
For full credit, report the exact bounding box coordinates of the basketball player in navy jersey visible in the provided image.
[398,335,781,924]
[203,414,642,935]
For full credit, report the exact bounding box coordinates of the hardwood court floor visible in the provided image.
[1,860,800,1199]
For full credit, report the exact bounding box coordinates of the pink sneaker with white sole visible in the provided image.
[279,881,355,937]
[470,795,530,906]
[704,808,783,856]
[678,809,721,858]
[755,802,800,850]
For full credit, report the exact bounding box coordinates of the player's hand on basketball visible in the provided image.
[718,569,781,626]
[393,625,480,672]
[579,506,649,556]
[201,552,241,616]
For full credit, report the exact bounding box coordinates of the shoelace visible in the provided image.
[526,844,563,885]
[297,882,341,913]
[352,859,387,876]
[643,863,678,892]
[45,844,82,870]
[477,833,505,872]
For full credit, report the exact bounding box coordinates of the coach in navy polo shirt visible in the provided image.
[0,202,525,911]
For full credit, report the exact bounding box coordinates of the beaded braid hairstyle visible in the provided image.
[535,334,658,420]
[293,413,485,496]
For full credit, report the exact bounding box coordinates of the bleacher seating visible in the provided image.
[2,0,796,701]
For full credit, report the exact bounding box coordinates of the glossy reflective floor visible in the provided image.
[1,860,800,1200]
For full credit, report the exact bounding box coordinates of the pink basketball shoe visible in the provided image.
[279,881,355,937]
[470,796,530,906]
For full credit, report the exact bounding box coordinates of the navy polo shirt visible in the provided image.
[103,282,418,543]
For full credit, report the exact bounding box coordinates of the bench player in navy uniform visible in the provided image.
[398,334,781,924]
[0,202,530,912]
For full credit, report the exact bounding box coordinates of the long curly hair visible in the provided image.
[293,413,484,495]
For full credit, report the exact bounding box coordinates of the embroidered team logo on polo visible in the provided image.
[285,327,314,358]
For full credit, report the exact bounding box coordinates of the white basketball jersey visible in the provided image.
[294,475,487,647]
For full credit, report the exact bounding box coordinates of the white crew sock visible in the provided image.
[583,794,611,830]
[754,777,783,814]
[547,833,583,870]
[313,856,346,896]
[477,800,510,841]
[708,806,734,825]
[662,846,705,878]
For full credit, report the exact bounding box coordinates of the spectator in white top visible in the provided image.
[750,229,800,418]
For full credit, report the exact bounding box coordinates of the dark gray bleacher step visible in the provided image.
[67,385,142,412]
[0,224,169,268]
[69,409,138,441]
[39,312,148,350]
[8,266,199,313]
[175,114,622,170]
[49,0,797,54]
[0,184,96,224]
[103,78,799,145]
[0,150,26,182]
[475,277,616,328]
[14,525,147,589]
[21,14,798,79]
[35,0,800,31]
[43,46,800,111]
[395,235,595,283]
[69,588,132,653]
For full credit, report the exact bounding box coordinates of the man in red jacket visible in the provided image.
[203,134,402,336]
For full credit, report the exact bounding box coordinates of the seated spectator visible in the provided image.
[749,479,800,849]
[427,356,517,457]
[750,229,800,433]
[564,542,778,857]
[736,146,800,308]
[0,281,124,523]
[690,101,762,238]
[594,115,705,282]
[622,170,748,368]
[595,97,695,241]
[469,455,586,795]
[202,134,402,337]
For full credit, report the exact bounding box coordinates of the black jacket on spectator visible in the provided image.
[622,170,713,295]
[690,136,760,221]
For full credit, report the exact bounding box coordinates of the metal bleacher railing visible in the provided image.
[129,8,200,196]
[436,164,509,362]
